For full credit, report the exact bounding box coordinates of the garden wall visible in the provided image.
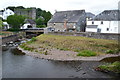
[48,32,120,41]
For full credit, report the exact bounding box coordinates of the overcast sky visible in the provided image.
[0,0,119,15]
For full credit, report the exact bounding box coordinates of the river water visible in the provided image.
[2,47,120,78]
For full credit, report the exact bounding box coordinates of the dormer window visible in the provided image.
[101,21,103,24]
[92,21,94,24]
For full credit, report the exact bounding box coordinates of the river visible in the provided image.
[2,47,120,78]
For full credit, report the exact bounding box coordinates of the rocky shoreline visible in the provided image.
[18,47,120,61]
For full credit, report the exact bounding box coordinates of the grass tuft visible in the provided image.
[77,50,97,57]
[98,61,120,73]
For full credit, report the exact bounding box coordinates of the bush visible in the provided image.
[36,25,46,28]
[27,37,37,44]
[31,37,37,42]
[77,50,97,57]
[106,49,120,54]
[7,28,20,32]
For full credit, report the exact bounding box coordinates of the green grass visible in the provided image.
[77,50,97,57]
[105,49,120,54]
[0,33,6,35]
[98,61,120,73]
[19,34,119,56]
[19,43,34,51]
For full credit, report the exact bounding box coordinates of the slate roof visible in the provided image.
[91,10,120,21]
[26,19,36,24]
[86,12,95,19]
[48,10,85,23]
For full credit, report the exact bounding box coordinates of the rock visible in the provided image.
[9,41,13,44]
[11,48,25,55]
[82,72,86,75]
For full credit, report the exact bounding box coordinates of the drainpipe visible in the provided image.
[109,21,111,33]
[64,19,67,31]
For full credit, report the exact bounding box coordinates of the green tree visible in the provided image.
[36,8,52,26]
[0,19,3,28]
[7,14,26,29]
[43,11,52,26]
[36,17,44,25]
[36,8,42,19]
[6,6,25,11]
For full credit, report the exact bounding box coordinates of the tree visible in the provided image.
[36,8,52,26]
[7,14,26,29]
[6,6,25,11]
[0,19,3,28]
[6,6,16,11]
[36,17,44,25]
[36,8,42,19]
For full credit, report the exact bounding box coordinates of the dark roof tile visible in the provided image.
[92,10,120,21]
[48,10,85,23]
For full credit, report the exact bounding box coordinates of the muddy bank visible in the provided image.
[18,47,120,61]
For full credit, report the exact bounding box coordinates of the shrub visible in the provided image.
[27,37,37,43]
[7,28,20,32]
[32,37,37,41]
[36,25,46,28]
[106,49,120,54]
[77,50,97,57]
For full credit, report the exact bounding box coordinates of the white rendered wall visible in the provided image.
[86,20,119,33]
[3,9,14,20]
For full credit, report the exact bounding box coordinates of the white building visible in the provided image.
[3,9,14,20]
[21,19,36,29]
[86,10,119,33]
[0,12,3,18]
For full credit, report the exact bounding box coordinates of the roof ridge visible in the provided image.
[56,10,85,13]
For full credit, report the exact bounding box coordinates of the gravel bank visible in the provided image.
[18,47,120,61]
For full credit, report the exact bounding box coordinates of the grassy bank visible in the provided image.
[0,31,13,37]
[19,34,119,57]
[97,61,120,73]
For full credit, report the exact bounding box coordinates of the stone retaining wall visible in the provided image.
[48,32,120,41]
[2,35,19,44]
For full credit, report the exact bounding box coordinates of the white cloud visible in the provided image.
[0,0,119,15]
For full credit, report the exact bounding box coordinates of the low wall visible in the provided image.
[48,32,120,41]
[2,35,19,44]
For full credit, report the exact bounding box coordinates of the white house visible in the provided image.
[86,10,119,33]
[3,9,14,20]
[21,19,36,29]
[0,12,3,18]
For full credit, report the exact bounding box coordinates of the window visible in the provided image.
[6,12,8,14]
[101,21,103,24]
[106,28,109,31]
[92,21,94,24]
[97,28,101,33]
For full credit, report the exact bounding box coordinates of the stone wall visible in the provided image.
[48,32,120,40]
[2,35,19,44]
[48,22,76,31]
[14,8,36,20]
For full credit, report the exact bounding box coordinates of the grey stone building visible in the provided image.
[14,7,36,20]
[47,10,86,32]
